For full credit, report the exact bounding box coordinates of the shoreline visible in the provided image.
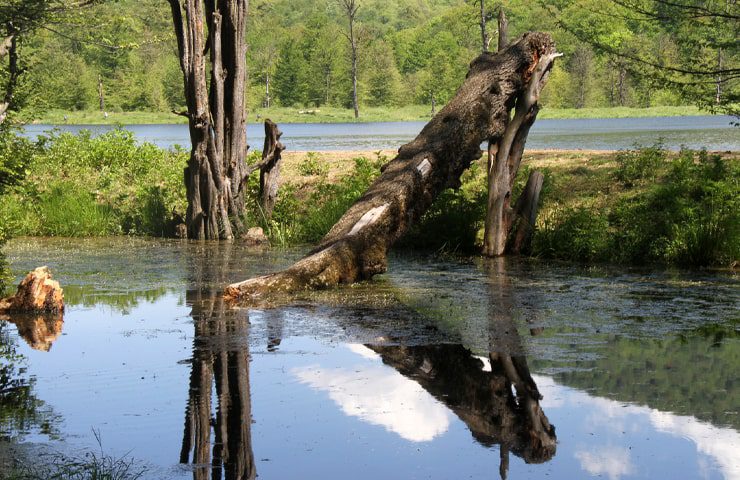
[33,105,710,126]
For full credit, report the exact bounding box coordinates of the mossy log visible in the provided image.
[226,32,557,302]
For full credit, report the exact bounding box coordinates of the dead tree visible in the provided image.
[340,0,360,119]
[97,74,105,112]
[168,0,249,240]
[258,120,285,219]
[226,32,559,301]
[482,10,554,257]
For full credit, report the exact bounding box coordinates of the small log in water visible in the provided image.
[226,32,558,302]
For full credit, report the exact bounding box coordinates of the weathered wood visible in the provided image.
[498,7,508,52]
[0,266,64,314]
[340,0,360,119]
[258,119,285,219]
[225,32,557,302]
[508,170,544,254]
[168,0,249,240]
[482,38,560,257]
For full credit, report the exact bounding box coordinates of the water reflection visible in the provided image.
[180,244,255,480]
[1,313,64,351]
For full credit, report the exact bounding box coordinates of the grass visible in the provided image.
[3,430,147,480]
[35,105,710,125]
[1,126,737,267]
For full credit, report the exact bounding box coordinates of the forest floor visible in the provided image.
[35,105,707,125]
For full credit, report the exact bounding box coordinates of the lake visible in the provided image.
[1,237,738,479]
[23,115,739,152]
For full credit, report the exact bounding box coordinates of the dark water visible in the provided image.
[1,238,738,479]
[23,115,739,151]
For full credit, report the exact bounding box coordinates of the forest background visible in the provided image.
[8,0,735,121]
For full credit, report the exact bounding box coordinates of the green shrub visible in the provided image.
[533,147,739,267]
[297,151,329,177]
[614,142,666,187]
[0,129,187,237]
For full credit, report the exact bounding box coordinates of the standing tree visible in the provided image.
[168,0,249,240]
[339,0,360,119]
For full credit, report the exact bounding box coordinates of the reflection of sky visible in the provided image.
[292,345,451,442]
[535,375,740,480]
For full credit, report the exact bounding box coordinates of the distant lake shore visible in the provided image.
[34,105,715,126]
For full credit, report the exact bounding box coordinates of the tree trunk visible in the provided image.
[497,7,508,52]
[259,119,285,219]
[0,266,64,314]
[507,170,544,254]
[225,33,558,301]
[97,74,105,112]
[168,0,249,240]
[0,32,18,126]
[341,0,360,119]
[482,24,559,257]
[479,0,490,52]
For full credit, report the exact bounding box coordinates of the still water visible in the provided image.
[1,238,738,479]
[23,115,740,151]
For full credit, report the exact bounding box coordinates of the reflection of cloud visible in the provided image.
[346,344,381,360]
[293,362,451,442]
[575,446,634,480]
[650,410,740,480]
[533,374,740,480]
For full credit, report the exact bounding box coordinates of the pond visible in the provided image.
[23,115,740,152]
[1,238,738,479]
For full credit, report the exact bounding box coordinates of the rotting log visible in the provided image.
[0,266,64,314]
[258,119,285,219]
[225,32,558,302]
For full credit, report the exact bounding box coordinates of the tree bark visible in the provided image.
[478,0,490,52]
[341,0,360,119]
[258,119,285,219]
[482,23,560,257]
[0,32,18,126]
[497,7,508,52]
[168,0,249,240]
[225,32,558,301]
[507,170,544,254]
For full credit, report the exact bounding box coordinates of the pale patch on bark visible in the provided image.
[417,158,432,177]
[348,204,389,236]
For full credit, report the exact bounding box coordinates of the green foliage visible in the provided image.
[532,146,739,266]
[401,161,487,252]
[614,142,666,187]
[297,152,329,177]
[0,129,187,238]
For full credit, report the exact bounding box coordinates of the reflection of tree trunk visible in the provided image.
[181,244,255,480]
[369,343,556,468]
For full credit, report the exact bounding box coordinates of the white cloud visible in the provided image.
[292,362,451,442]
[575,446,634,480]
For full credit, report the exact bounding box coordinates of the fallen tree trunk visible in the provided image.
[226,32,557,302]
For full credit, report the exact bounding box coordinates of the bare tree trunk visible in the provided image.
[341,0,360,119]
[478,0,490,52]
[168,0,249,240]
[259,119,285,219]
[0,33,18,126]
[507,170,544,254]
[497,7,508,52]
[97,74,105,112]
[226,33,558,301]
[482,16,557,257]
[264,72,270,108]
[716,47,723,105]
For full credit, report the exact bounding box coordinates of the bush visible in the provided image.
[614,142,666,187]
[533,146,739,267]
[0,129,187,237]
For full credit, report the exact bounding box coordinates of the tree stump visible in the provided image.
[0,266,64,313]
[226,32,558,302]
[259,119,285,219]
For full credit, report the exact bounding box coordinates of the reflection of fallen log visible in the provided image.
[0,266,64,314]
[0,267,65,352]
[225,33,558,302]
[368,344,556,469]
